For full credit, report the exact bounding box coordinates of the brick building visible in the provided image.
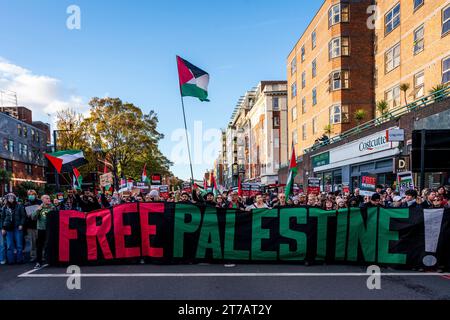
[287,0,375,159]
[0,107,49,194]
[374,0,450,114]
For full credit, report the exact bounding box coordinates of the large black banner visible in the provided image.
[46,203,450,268]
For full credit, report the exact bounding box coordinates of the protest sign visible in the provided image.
[307,178,321,195]
[360,173,377,196]
[99,173,113,188]
[397,171,414,197]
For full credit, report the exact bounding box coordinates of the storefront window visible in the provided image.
[323,172,333,193]
[333,170,342,191]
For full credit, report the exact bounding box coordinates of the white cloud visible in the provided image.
[0,57,88,124]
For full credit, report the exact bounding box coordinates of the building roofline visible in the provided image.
[287,0,327,59]
[0,111,47,135]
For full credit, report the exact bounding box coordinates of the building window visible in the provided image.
[328,3,349,27]
[385,3,401,35]
[414,0,424,11]
[273,116,280,127]
[443,56,450,84]
[312,30,317,49]
[312,88,317,106]
[302,97,306,114]
[291,57,297,75]
[273,97,279,110]
[23,126,28,138]
[330,70,349,91]
[302,124,307,141]
[312,59,317,78]
[443,5,450,36]
[301,45,305,62]
[291,82,297,98]
[301,72,306,88]
[414,25,424,55]
[17,124,22,136]
[385,43,400,73]
[330,105,349,124]
[8,140,14,153]
[328,37,350,59]
[292,106,297,121]
[4,160,13,173]
[312,117,318,134]
[385,85,401,109]
[293,129,298,145]
[25,164,33,176]
[414,71,425,99]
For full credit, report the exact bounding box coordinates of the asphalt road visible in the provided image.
[0,263,449,300]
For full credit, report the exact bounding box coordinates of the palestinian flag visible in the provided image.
[238,175,243,197]
[177,56,210,102]
[73,167,83,190]
[141,164,150,184]
[210,173,219,197]
[45,150,88,174]
[285,145,298,199]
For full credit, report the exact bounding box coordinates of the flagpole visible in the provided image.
[177,56,195,185]
[180,94,195,185]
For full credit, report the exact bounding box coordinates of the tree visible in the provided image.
[83,98,172,188]
[323,124,332,137]
[429,84,448,102]
[400,83,410,106]
[376,100,389,118]
[354,109,367,126]
[0,168,12,196]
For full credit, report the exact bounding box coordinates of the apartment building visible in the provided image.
[287,0,375,157]
[0,107,49,193]
[374,0,450,113]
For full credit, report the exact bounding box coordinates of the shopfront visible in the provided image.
[312,128,401,192]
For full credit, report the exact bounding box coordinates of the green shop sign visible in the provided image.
[312,152,330,168]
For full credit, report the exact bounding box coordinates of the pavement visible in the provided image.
[1,263,449,300]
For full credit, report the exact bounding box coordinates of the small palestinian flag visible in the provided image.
[45,150,88,174]
[210,173,219,198]
[285,145,298,199]
[141,164,150,184]
[177,56,210,102]
[73,167,83,190]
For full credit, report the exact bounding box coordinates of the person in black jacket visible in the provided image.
[1,193,26,264]
[24,190,42,263]
[75,190,101,212]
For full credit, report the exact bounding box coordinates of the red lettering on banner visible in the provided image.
[139,203,164,258]
[114,204,141,259]
[86,209,113,260]
[59,211,86,262]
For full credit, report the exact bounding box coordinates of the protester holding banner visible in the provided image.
[225,192,245,210]
[32,195,56,269]
[245,194,269,211]
[24,189,42,263]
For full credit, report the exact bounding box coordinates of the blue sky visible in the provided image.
[0,0,323,180]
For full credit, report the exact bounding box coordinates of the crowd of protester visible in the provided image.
[1,184,449,269]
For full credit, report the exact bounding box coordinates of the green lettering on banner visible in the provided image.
[335,209,348,260]
[251,209,277,260]
[347,207,377,262]
[309,208,335,261]
[173,204,202,258]
[279,207,307,261]
[195,207,223,259]
[378,208,408,264]
[224,212,250,260]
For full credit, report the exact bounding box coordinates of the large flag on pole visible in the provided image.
[177,56,210,102]
[72,167,82,190]
[45,150,88,174]
[238,175,243,197]
[285,145,298,199]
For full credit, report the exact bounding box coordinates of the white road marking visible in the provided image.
[17,264,49,277]
[18,272,450,278]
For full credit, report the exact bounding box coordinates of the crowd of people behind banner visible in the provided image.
[1,184,449,270]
